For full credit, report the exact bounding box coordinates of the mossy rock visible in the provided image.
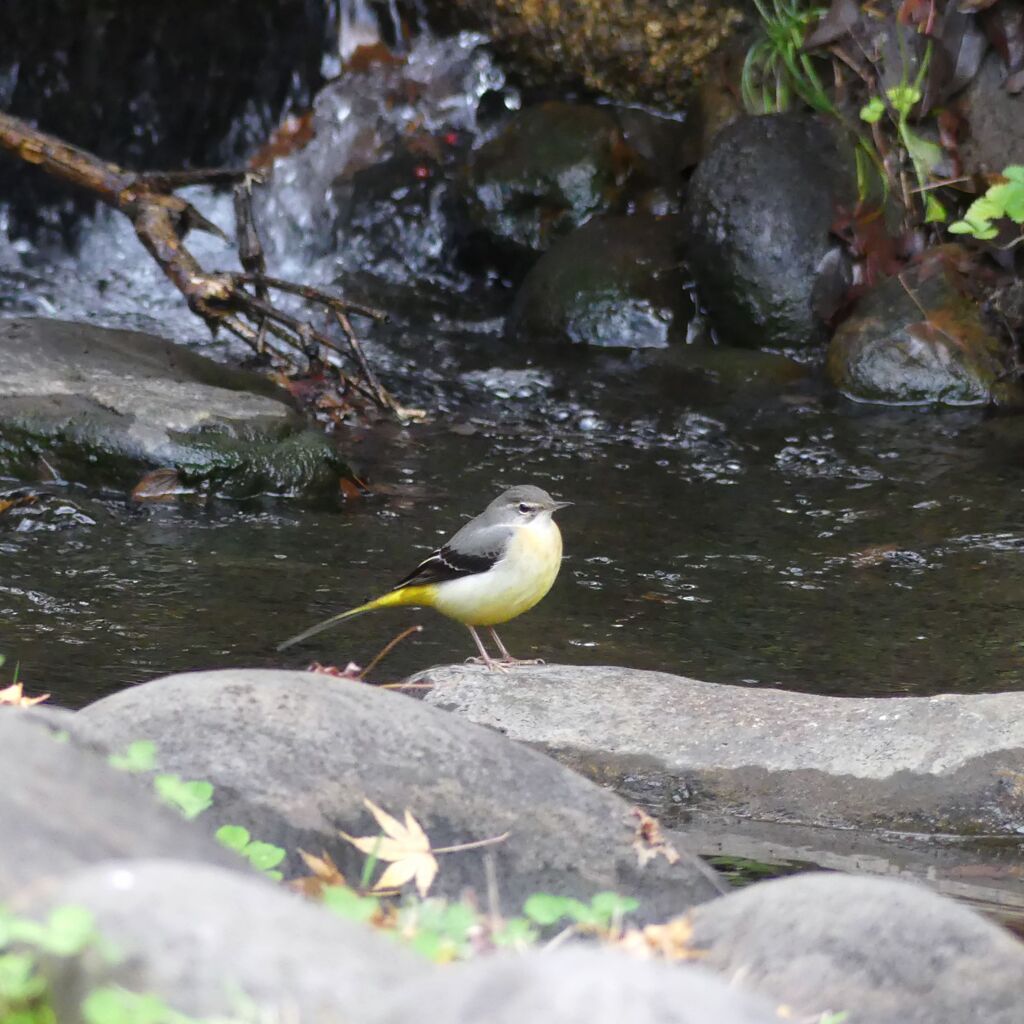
[0,318,351,499]
[826,250,1024,408]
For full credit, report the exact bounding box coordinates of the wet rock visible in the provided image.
[0,710,241,900]
[418,664,1024,836]
[683,114,855,349]
[960,51,1024,175]
[22,859,426,1024]
[459,103,629,265]
[685,873,1024,1024]
[0,488,99,531]
[422,0,744,109]
[506,216,692,348]
[0,318,350,498]
[826,250,1023,407]
[373,946,779,1024]
[72,670,725,921]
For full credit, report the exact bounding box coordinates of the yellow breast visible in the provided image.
[430,515,563,627]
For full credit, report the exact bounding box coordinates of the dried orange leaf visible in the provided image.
[0,682,50,707]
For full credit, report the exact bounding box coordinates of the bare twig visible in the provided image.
[0,111,407,422]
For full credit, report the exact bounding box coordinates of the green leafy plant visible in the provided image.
[741,0,833,114]
[949,166,1024,240]
[522,891,639,932]
[859,48,944,223]
[0,905,98,1023]
[153,775,214,821]
[108,740,158,774]
[215,827,286,882]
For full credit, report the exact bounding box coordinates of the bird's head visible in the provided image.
[489,485,573,524]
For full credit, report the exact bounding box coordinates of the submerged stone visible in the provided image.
[458,102,629,265]
[826,249,1023,407]
[0,318,351,498]
[506,215,691,348]
[683,114,855,349]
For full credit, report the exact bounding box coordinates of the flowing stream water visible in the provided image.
[3,23,1024,718]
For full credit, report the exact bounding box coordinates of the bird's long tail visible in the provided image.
[276,586,430,652]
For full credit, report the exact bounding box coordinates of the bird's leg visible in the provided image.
[489,627,544,666]
[464,626,508,673]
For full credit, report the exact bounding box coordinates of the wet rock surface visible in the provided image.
[959,51,1024,175]
[418,664,1024,835]
[826,251,1023,406]
[424,0,744,108]
[0,710,242,900]
[685,873,1024,1024]
[72,670,725,920]
[458,103,629,265]
[506,215,691,348]
[23,859,426,1024]
[372,946,780,1024]
[683,114,854,349]
[0,1,326,232]
[0,318,349,497]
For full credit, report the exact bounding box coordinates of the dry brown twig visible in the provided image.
[0,112,421,423]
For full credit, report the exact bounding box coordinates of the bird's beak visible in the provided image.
[550,501,573,512]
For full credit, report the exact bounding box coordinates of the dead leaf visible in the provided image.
[0,682,50,707]
[631,808,681,868]
[131,468,189,502]
[617,914,702,960]
[340,799,439,898]
[307,661,364,679]
[849,543,899,568]
[291,848,349,898]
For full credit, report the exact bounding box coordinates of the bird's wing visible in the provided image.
[393,523,511,590]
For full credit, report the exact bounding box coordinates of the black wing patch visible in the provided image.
[393,544,500,590]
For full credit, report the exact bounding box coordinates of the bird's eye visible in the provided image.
[518,502,534,514]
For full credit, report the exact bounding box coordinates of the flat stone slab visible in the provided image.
[0,317,348,497]
[419,664,1024,835]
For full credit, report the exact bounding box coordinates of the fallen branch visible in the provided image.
[0,112,414,422]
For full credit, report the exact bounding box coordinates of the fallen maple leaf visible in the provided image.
[0,682,50,707]
[617,914,703,961]
[340,799,439,898]
[291,848,349,898]
[631,808,680,868]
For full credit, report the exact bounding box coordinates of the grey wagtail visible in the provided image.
[277,485,571,669]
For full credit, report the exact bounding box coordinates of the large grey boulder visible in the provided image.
[73,670,724,921]
[0,710,242,900]
[25,859,427,1024]
[682,114,853,349]
[0,318,348,498]
[419,664,1024,835]
[684,873,1024,1024]
[371,946,779,1024]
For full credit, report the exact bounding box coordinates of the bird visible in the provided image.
[277,484,571,669]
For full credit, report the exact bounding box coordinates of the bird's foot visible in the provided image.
[463,656,510,673]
